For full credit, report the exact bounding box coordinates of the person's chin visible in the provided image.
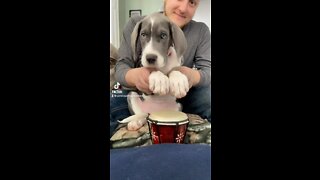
[168,14,185,27]
[171,18,185,27]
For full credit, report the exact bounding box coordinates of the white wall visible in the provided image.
[110,1,112,44]
[193,0,211,32]
[118,0,163,43]
[110,0,120,48]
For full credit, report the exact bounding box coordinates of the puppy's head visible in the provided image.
[131,12,187,69]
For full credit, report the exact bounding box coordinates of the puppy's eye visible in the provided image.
[160,33,167,39]
[140,33,147,37]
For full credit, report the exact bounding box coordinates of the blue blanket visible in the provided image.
[110,144,211,180]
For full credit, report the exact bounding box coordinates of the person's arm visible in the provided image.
[114,17,138,88]
[175,22,211,88]
[194,23,211,87]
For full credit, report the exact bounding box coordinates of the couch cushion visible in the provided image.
[110,114,211,149]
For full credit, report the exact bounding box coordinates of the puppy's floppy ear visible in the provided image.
[131,20,142,61]
[169,21,187,59]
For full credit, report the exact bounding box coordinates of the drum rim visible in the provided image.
[147,117,189,125]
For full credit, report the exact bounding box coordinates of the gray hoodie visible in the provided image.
[115,14,211,88]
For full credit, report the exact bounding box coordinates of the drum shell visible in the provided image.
[147,115,189,144]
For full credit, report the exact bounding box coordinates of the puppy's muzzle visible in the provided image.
[146,54,157,64]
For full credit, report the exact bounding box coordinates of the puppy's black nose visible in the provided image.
[146,54,157,64]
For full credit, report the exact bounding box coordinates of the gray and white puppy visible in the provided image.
[110,43,118,90]
[118,12,190,131]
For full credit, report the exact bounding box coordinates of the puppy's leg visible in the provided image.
[177,102,183,111]
[127,113,148,131]
[118,91,148,130]
[127,91,144,115]
[118,113,148,131]
[168,70,189,98]
[149,71,169,95]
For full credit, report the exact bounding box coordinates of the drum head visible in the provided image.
[148,110,189,125]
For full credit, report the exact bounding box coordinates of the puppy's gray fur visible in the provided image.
[118,12,190,131]
[131,12,187,75]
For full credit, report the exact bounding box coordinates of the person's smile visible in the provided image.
[173,12,187,20]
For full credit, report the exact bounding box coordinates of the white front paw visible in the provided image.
[169,70,189,98]
[149,71,169,95]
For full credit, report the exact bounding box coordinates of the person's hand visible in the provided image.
[125,67,155,94]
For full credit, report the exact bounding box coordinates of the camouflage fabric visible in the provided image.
[110,114,211,149]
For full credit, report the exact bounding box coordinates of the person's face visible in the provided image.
[164,0,200,28]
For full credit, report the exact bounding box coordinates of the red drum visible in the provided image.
[147,110,189,144]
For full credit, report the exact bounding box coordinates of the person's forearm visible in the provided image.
[190,69,201,86]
